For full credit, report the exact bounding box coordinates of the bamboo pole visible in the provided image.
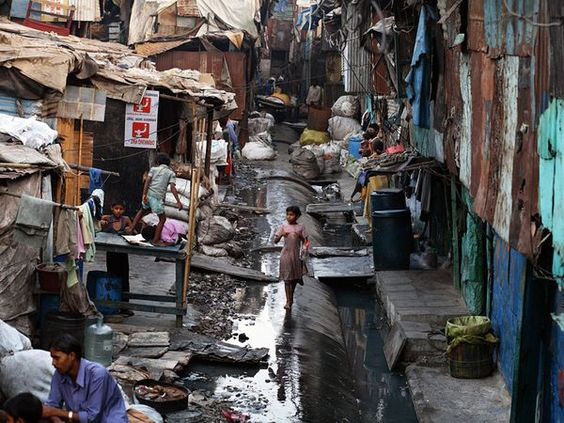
[76,116,84,206]
[182,103,199,304]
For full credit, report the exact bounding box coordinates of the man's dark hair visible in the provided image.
[50,334,82,358]
[286,206,302,217]
[372,139,385,154]
[3,393,42,423]
[363,128,377,140]
[142,225,156,241]
[156,153,171,166]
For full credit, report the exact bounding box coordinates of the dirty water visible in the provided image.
[182,147,416,422]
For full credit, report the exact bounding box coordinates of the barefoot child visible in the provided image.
[274,206,307,310]
[130,153,183,245]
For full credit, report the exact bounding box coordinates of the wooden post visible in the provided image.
[76,116,84,205]
[204,109,213,178]
[182,103,202,305]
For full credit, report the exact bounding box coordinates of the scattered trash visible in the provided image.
[221,409,250,422]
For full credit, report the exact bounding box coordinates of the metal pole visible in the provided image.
[204,109,213,178]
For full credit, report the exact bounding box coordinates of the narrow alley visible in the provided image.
[0,1,562,423]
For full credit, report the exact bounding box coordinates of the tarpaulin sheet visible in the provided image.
[0,173,42,323]
[195,0,260,38]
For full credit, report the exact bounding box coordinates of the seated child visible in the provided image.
[130,153,183,245]
[100,200,132,315]
[101,200,132,234]
[141,219,187,246]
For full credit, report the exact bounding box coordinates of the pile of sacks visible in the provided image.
[291,95,362,180]
[196,214,243,258]
[0,319,54,403]
[242,112,276,160]
[327,95,362,143]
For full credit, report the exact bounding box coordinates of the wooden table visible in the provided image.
[94,232,187,327]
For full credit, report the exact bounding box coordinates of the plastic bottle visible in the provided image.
[84,316,113,367]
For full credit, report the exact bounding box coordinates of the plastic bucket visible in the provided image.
[348,136,362,160]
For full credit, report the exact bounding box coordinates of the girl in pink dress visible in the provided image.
[274,206,307,310]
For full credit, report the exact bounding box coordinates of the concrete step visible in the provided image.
[375,269,468,327]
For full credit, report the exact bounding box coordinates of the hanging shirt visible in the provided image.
[45,358,128,423]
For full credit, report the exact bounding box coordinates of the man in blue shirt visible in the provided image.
[42,335,128,423]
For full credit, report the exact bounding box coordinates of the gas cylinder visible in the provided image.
[84,316,113,367]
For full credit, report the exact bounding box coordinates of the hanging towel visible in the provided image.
[80,203,96,262]
[54,208,79,258]
[89,168,103,194]
[13,194,53,249]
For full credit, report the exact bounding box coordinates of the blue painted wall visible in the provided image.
[490,234,527,392]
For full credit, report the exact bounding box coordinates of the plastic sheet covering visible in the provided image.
[195,0,260,37]
[445,316,498,353]
[0,173,42,324]
[128,0,176,44]
[0,115,58,149]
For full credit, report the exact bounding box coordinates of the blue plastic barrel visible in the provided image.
[86,271,122,315]
[38,294,60,328]
[348,135,362,160]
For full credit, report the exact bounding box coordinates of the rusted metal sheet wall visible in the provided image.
[342,4,372,94]
[538,98,564,289]
[155,51,247,120]
[457,53,472,189]
[483,0,538,57]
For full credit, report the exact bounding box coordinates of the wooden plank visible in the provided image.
[217,203,270,214]
[128,332,170,347]
[311,255,374,279]
[383,322,407,370]
[306,202,355,215]
[121,346,169,359]
[57,117,77,205]
[191,253,277,282]
[310,247,370,258]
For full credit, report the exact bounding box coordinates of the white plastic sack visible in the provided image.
[248,117,274,136]
[0,350,55,402]
[242,142,276,161]
[331,95,360,118]
[0,319,32,358]
[323,155,341,174]
[165,192,190,209]
[128,404,163,423]
[197,215,234,245]
[197,139,228,165]
[328,116,362,141]
[170,178,208,200]
[0,115,58,149]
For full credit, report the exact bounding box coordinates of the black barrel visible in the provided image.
[372,208,413,270]
[371,188,406,212]
[41,312,86,350]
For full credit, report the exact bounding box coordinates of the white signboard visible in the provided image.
[124,90,159,149]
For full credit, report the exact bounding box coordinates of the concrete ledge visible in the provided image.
[375,269,468,327]
[406,365,511,423]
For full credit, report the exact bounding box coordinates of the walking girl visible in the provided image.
[274,206,308,310]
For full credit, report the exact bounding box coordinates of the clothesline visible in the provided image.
[0,190,79,210]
